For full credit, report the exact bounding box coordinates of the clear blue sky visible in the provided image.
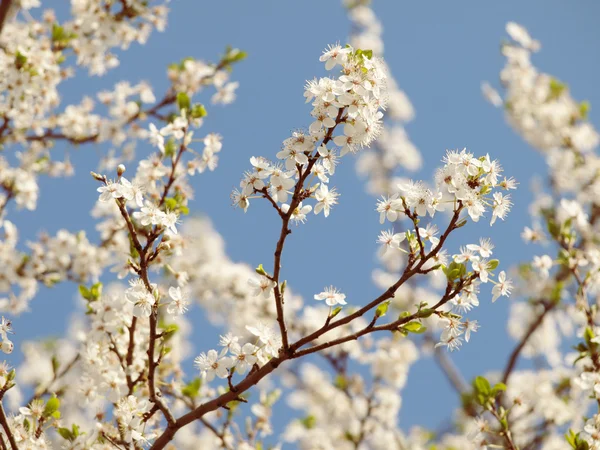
[7,0,600,439]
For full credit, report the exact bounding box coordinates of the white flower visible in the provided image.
[133,202,165,226]
[466,238,494,258]
[492,271,513,302]
[97,181,124,202]
[376,194,401,224]
[248,276,276,299]
[490,192,512,225]
[167,286,189,315]
[162,211,179,235]
[463,320,480,342]
[319,44,351,70]
[435,334,463,352]
[230,343,258,375]
[377,230,406,256]
[281,202,312,225]
[532,255,553,279]
[125,279,156,318]
[453,246,480,264]
[194,349,234,382]
[314,286,347,307]
[314,184,339,217]
[419,223,439,247]
[148,123,165,153]
[246,323,281,358]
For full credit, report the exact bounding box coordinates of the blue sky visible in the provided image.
[7,0,600,439]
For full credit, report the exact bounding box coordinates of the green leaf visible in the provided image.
[224,47,247,64]
[164,197,177,211]
[43,395,60,418]
[549,78,567,99]
[334,375,348,390]
[160,323,179,341]
[90,282,102,300]
[164,138,177,158]
[472,376,491,405]
[176,92,191,111]
[579,100,591,119]
[300,415,316,429]
[79,285,91,300]
[402,322,426,334]
[487,259,499,271]
[375,301,390,318]
[454,218,468,229]
[255,264,268,276]
[51,356,60,375]
[491,382,507,396]
[58,427,75,441]
[15,51,27,69]
[181,378,202,398]
[416,308,434,319]
[330,306,343,319]
[190,103,207,119]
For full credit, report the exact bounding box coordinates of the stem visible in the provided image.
[149,207,466,449]
[0,400,17,450]
[0,0,13,36]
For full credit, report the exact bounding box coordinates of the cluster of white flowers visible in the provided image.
[376,148,516,227]
[484,22,599,154]
[232,43,387,217]
[2,1,596,448]
[0,221,110,314]
[195,332,263,382]
[346,1,421,196]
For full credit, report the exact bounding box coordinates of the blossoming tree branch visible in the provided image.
[0,0,597,449]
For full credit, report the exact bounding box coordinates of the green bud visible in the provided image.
[255,264,268,276]
[375,300,390,318]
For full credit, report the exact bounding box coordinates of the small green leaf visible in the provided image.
[176,92,191,111]
[15,51,27,69]
[300,415,316,429]
[255,264,268,276]
[330,306,343,319]
[164,138,177,158]
[181,378,202,398]
[224,47,247,64]
[579,100,591,119]
[58,427,75,441]
[454,218,468,229]
[549,78,567,99]
[43,395,60,418]
[375,301,390,318]
[416,308,434,319]
[79,285,91,300]
[402,322,427,334]
[190,103,207,119]
[487,259,499,271]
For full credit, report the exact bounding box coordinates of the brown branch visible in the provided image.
[23,93,176,145]
[433,341,469,394]
[290,206,463,353]
[269,108,346,353]
[26,353,80,405]
[0,0,14,37]
[0,400,17,450]
[150,208,466,449]
[501,300,556,384]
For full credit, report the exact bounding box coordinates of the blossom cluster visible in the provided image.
[346,2,421,195]
[232,43,388,218]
